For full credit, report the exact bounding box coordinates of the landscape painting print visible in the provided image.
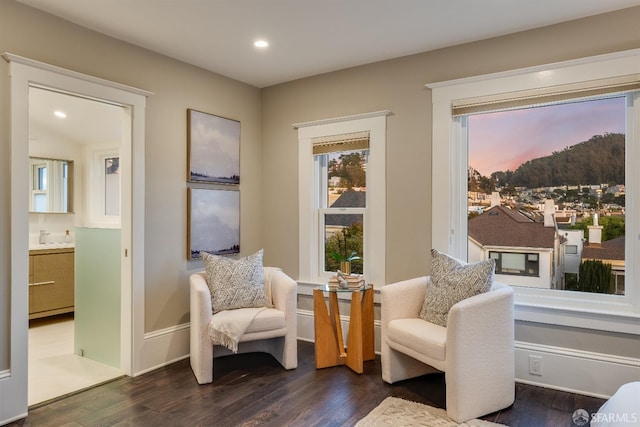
[188,188,240,260]
[188,109,240,184]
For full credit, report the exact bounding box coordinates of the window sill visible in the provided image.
[515,301,640,335]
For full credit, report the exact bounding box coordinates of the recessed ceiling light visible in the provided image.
[54,111,67,119]
[254,40,269,48]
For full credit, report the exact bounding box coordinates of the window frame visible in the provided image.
[30,160,48,212]
[427,49,640,334]
[490,251,540,277]
[88,149,121,228]
[317,150,368,275]
[295,111,388,286]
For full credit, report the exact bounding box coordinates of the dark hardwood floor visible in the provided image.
[10,341,605,427]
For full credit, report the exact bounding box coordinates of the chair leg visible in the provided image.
[190,338,213,384]
[382,343,436,384]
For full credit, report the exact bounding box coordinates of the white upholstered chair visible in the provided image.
[190,267,298,384]
[381,276,515,423]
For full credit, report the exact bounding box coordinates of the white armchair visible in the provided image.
[190,267,298,384]
[381,276,515,423]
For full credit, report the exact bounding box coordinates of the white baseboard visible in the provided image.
[515,341,640,399]
[134,312,640,400]
[136,322,191,376]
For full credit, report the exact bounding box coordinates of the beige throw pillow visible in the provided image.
[201,249,267,314]
[419,249,494,327]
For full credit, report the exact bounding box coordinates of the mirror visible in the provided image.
[29,157,74,213]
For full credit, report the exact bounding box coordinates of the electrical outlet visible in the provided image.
[529,355,542,376]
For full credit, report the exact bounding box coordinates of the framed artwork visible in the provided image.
[188,188,240,260]
[187,109,240,184]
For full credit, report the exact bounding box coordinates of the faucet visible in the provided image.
[39,229,49,244]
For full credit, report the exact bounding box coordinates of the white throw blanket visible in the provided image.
[208,307,266,353]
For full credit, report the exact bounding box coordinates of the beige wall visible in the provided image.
[261,6,640,357]
[0,0,262,372]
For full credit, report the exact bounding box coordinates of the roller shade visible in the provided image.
[312,131,370,155]
[452,74,640,116]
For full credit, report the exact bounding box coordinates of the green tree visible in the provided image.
[577,260,614,294]
[335,152,366,189]
[569,215,625,241]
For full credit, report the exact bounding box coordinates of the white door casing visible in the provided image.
[1,53,150,424]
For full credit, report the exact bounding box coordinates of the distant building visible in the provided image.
[468,192,625,293]
[581,214,625,294]
[329,176,342,187]
[468,200,563,289]
[325,190,365,233]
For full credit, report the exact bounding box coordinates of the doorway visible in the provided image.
[2,53,149,423]
[27,86,125,405]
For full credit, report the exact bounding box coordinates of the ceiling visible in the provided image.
[17,0,640,88]
[29,87,123,148]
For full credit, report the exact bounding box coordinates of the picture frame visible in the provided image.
[187,109,240,184]
[187,187,240,260]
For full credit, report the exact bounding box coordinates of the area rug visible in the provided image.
[355,397,507,427]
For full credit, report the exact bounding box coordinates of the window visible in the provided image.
[296,111,388,286]
[490,252,540,276]
[428,49,640,333]
[31,161,48,212]
[89,150,120,227]
[320,149,367,274]
[466,95,627,295]
[105,157,120,216]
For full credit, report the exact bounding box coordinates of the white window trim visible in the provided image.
[295,111,389,287]
[427,49,640,334]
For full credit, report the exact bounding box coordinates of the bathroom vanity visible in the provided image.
[29,245,75,319]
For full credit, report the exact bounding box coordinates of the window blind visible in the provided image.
[452,74,640,116]
[312,131,370,155]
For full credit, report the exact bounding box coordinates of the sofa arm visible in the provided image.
[446,282,514,346]
[190,272,213,327]
[381,276,428,325]
[190,272,215,383]
[445,283,515,421]
[264,267,297,317]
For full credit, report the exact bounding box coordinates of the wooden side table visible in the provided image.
[313,284,375,373]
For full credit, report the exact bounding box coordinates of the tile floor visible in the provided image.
[28,314,123,406]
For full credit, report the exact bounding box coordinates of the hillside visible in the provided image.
[489,133,624,188]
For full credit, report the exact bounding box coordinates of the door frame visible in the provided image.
[2,53,150,422]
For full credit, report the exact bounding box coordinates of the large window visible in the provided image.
[467,95,627,295]
[428,50,640,333]
[296,111,388,286]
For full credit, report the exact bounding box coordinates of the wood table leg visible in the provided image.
[314,289,345,368]
[329,292,347,358]
[345,290,364,373]
[362,286,375,361]
[314,286,375,373]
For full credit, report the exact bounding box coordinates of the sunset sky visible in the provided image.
[468,96,626,177]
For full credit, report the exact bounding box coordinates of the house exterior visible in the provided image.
[468,204,563,289]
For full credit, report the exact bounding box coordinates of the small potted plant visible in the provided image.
[330,250,361,276]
